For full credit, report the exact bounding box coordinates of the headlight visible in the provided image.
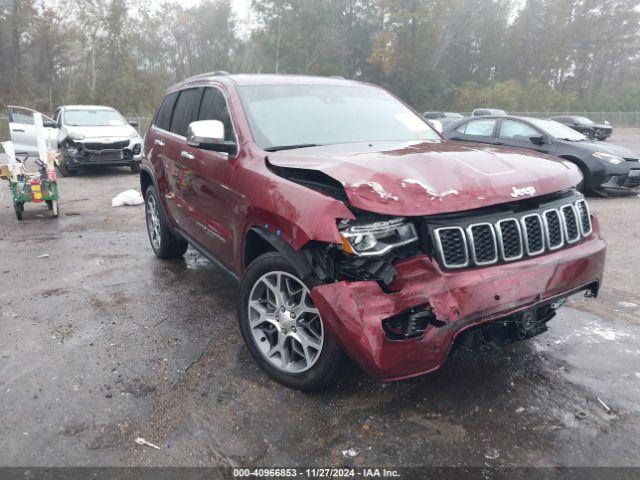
[339,217,418,257]
[593,152,624,164]
[129,131,141,139]
[67,132,85,141]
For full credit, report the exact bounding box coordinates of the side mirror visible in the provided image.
[128,120,139,128]
[187,120,237,155]
[43,119,58,128]
[529,134,547,145]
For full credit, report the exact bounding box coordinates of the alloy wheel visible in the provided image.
[247,271,324,374]
[146,195,162,251]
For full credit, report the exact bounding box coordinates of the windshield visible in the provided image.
[573,116,594,125]
[63,109,125,127]
[238,84,441,150]
[528,118,587,141]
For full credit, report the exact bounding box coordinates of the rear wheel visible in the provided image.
[47,200,59,217]
[14,202,23,220]
[238,252,344,391]
[144,186,188,259]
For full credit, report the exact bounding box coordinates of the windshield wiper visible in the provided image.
[264,143,322,152]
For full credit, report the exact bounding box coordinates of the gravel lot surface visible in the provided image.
[1,130,639,471]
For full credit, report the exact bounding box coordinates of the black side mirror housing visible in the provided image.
[530,134,547,145]
[128,120,139,128]
[43,119,58,128]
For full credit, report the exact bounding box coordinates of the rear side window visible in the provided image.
[198,87,235,142]
[170,88,202,137]
[155,92,178,131]
[460,119,496,136]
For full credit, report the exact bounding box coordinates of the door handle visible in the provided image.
[154,139,165,146]
[181,151,195,160]
[12,128,25,133]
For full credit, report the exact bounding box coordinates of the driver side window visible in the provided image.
[499,120,539,141]
[457,119,496,137]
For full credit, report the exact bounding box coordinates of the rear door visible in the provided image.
[163,88,203,235]
[8,106,58,157]
[447,118,498,145]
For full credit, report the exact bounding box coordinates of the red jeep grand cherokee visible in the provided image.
[141,73,605,391]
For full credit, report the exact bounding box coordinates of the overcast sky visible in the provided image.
[177,0,251,19]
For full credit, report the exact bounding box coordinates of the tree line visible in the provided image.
[1,0,639,116]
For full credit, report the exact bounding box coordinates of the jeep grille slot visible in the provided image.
[543,209,564,250]
[522,214,545,256]
[467,223,497,265]
[575,199,592,236]
[561,205,580,243]
[497,219,523,260]
[428,198,591,270]
[434,227,469,268]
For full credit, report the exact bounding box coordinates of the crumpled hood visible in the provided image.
[268,140,582,216]
[61,124,139,141]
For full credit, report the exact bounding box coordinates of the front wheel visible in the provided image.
[130,163,141,173]
[57,157,77,177]
[238,252,344,391]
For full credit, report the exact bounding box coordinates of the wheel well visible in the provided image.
[244,229,277,270]
[140,169,153,195]
[559,155,588,176]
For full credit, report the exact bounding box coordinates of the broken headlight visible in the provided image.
[339,217,418,257]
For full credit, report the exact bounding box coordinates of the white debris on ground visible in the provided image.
[401,178,459,200]
[350,181,399,201]
[617,301,638,308]
[341,448,360,458]
[112,190,144,207]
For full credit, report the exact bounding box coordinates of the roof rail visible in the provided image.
[189,70,230,80]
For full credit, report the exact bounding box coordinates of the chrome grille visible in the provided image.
[543,209,563,250]
[434,227,468,268]
[521,214,545,256]
[575,199,592,236]
[497,219,523,260]
[433,199,591,269]
[561,205,580,243]
[467,223,497,265]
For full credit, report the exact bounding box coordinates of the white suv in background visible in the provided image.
[8,105,143,176]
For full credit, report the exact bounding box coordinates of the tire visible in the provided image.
[14,202,23,220]
[57,158,77,177]
[144,185,188,259]
[51,200,59,217]
[238,252,345,391]
[130,163,141,173]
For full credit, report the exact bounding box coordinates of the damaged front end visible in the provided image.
[301,190,605,381]
[60,135,142,167]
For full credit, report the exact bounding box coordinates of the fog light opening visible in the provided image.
[382,306,443,340]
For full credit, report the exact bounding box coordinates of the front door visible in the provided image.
[8,106,58,157]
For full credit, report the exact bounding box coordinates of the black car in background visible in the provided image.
[444,115,640,192]
[550,115,613,141]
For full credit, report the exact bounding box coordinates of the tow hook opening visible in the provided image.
[382,305,445,340]
[453,301,563,355]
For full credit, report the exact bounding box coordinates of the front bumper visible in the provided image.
[310,220,606,381]
[63,138,142,168]
[596,161,640,191]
